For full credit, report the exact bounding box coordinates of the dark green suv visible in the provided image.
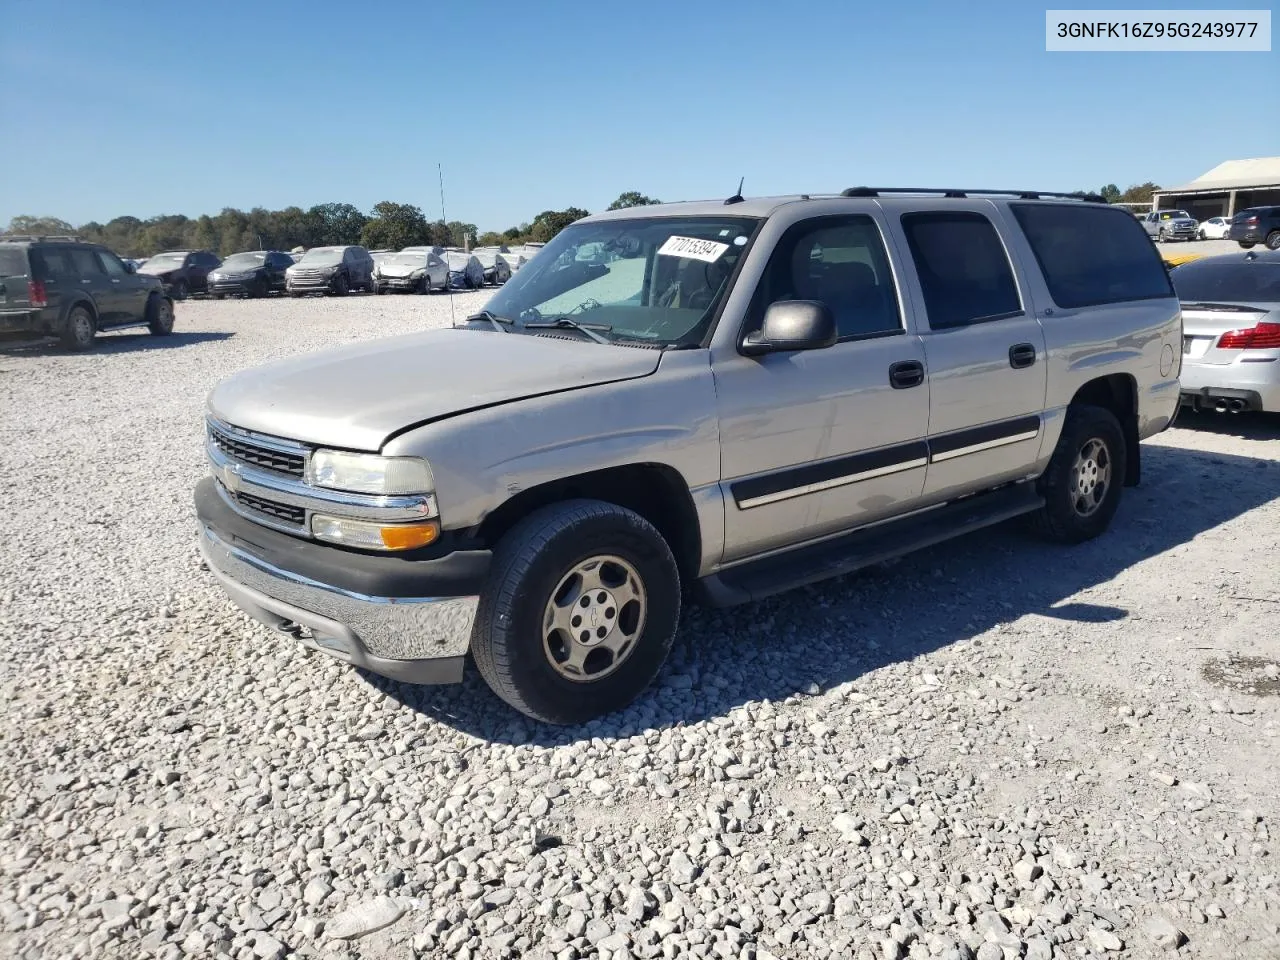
[0,236,175,350]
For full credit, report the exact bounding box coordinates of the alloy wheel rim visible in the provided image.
[1070,437,1111,518]
[542,554,646,682]
[74,312,92,342]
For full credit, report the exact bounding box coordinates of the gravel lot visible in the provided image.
[1,291,1278,960]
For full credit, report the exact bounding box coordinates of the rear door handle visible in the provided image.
[889,360,925,389]
[1009,343,1037,369]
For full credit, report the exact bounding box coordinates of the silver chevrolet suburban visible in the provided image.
[196,188,1183,724]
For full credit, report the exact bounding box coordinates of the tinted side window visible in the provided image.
[70,248,104,276]
[901,212,1022,329]
[97,251,127,276]
[751,215,901,340]
[1011,204,1173,308]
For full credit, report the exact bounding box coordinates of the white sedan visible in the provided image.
[1198,216,1231,240]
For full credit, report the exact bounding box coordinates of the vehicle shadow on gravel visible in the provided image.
[0,331,235,356]
[366,443,1278,744]
[1172,408,1279,441]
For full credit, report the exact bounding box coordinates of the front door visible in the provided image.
[889,205,1048,501]
[713,213,931,563]
[96,249,150,324]
[67,246,115,322]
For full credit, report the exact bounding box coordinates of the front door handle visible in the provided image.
[889,360,925,389]
[1009,343,1037,369]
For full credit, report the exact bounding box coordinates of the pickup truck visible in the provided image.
[1140,209,1199,243]
[196,188,1182,724]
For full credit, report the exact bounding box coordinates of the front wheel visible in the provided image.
[1031,405,1126,544]
[146,296,174,336]
[1197,229,1205,240]
[330,273,349,296]
[1157,228,1167,243]
[471,500,681,725]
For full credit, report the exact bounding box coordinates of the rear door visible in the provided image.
[889,205,1049,502]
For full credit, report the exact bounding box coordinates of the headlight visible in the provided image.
[306,449,434,495]
[311,514,440,551]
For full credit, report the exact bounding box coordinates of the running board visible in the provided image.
[698,483,1044,608]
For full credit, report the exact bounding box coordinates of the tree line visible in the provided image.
[1,192,662,260]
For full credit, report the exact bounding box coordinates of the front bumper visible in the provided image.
[209,278,258,295]
[377,275,423,291]
[287,275,337,293]
[195,477,487,684]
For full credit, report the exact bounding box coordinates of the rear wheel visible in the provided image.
[1266,231,1280,251]
[60,304,96,351]
[1031,405,1126,544]
[146,296,174,336]
[472,500,681,725]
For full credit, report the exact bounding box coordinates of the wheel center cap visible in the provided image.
[580,590,616,644]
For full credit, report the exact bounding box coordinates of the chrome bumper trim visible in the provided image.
[199,523,477,674]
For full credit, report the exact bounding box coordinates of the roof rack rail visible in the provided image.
[0,234,84,243]
[838,187,1106,203]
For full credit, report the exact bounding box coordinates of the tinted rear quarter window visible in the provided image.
[1011,204,1173,308]
[0,248,29,277]
[900,212,1022,329]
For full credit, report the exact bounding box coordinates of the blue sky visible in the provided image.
[3,0,1276,231]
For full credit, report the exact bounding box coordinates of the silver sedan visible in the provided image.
[1172,249,1280,414]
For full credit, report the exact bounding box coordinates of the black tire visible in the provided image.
[1197,229,1205,240]
[1157,228,1167,243]
[171,279,189,301]
[373,283,385,295]
[417,276,430,294]
[1239,241,1257,249]
[1031,405,1127,544]
[249,278,268,299]
[472,499,681,725]
[1266,231,1280,251]
[146,296,174,336]
[330,273,349,297]
[60,304,96,351]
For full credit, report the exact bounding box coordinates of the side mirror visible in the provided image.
[124,262,136,274]
[740,300,837,357]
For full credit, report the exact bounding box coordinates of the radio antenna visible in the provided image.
[439,163,456,326]
[724,176,745,205]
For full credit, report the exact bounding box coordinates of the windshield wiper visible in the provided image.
[464,309,513,333]
[524,316,612,344]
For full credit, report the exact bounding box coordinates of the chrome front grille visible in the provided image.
[233,490,306,527]
[208,422,305,477]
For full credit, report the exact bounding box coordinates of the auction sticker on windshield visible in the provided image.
[658,236,730,263]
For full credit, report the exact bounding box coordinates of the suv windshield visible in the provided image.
[222,253,266,268]
[386,253,427,266]
[298,248,343,265]
[1171,260,1280,303]
[484,215,761,346]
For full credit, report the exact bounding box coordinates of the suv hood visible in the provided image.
[208,327,662,450]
